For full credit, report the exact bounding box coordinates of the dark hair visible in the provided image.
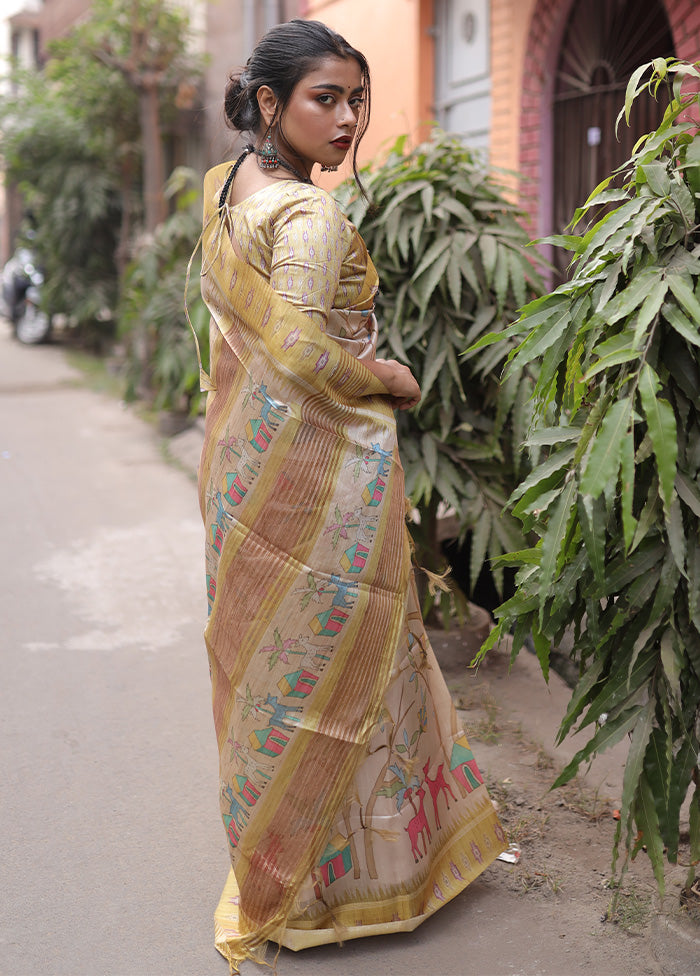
[224,19,370,187]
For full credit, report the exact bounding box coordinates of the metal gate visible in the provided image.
[552,0,674,269]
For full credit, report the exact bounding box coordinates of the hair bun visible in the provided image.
[224,70,257,132]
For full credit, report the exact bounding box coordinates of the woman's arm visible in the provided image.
[270,187,421,409]
[362,357,421,410]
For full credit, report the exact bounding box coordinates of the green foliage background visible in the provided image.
[119,168,209,412]
[474,59,700,893]
[335,132,545,608]
[0,0,202,337]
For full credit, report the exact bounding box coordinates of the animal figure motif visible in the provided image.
[404,786,432,862]
[328,574,358,608]
[228,739,273,785]
[210,490,234,531]
[253,383,288,430]
[295,634,333,669]
[350,507,377,542]
[227,434,261,482]
[423,759,458,829]
[222,784,249,831]
[370,442,393,476]
[261,693,303,730]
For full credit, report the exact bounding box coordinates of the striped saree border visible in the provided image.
[199,164,412,970]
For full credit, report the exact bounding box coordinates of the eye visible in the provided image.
[316,94,335,105]
[349,95,364,109]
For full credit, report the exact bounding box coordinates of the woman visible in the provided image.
[195,19,505,973]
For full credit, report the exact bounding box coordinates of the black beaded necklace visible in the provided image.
[218,144,311,211]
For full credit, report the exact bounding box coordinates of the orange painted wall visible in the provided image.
[308,0,535,192]
[304,0,435,177]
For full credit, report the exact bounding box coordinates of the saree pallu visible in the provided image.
[197,165,506,972]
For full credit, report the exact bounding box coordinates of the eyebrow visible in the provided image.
[309,83,364,94]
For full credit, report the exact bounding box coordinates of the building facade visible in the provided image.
[3,0,699,261]
[305,0,700,239]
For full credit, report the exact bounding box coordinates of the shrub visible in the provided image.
[473,58,700,896]
[335,132,545,616]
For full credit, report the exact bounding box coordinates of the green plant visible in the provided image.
[335,132,545,617]
[118,167,209,412]
[0,68,123,336]
[473,58,700,896]
[0,0,204,339]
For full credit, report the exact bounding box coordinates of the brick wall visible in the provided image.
[518,0,700,236]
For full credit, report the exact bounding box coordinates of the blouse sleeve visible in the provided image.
[269,187,347,331]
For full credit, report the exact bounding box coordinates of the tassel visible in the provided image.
[423,566,452,597]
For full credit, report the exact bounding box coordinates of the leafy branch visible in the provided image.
[335,131,545,617]
[472,58,700,895]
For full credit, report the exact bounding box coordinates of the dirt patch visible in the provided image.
[428,617,696,976]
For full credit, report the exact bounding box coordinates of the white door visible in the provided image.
[433,0,491,150]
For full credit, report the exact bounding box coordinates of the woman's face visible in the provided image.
[272,56,364,175]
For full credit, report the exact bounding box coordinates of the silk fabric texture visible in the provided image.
[197,163,506,972]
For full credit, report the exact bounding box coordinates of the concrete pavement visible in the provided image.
[0,323,225,975]
[1,322,693,976]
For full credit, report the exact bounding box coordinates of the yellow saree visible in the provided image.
[197,163,506,972]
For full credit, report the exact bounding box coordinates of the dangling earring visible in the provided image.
[258,133,279,170]
[321,165,339,173]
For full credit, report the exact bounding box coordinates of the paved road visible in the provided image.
[0,324,225,975]
[1,323,663,976]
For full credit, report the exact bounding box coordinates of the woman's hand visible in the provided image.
[364,358,421,410]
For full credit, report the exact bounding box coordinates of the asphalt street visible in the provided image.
[3,321,667,976]
[1,325,517,976]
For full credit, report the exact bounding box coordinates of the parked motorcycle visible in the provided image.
[1,245,51,344]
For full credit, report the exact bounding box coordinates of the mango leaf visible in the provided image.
[579,398,631,498]
[606,537,665,592]
[556,654,605,743]
[639,364,678,517]
[666,495,687,578]
[676,471,700,518]
[505,303,573,377]
[660,629,682,707]
[621,62,652,127]
[620,427,637,552]
[578,644,656,731]
[646,728,698,863]
[510,445,576,504]
[493,244,510,310]
[670,179,696,227]
[538,477,576,618]
[553,706,641,789]
[579,493,606,588]
[525,426,580,447]
[468,507,491,594]
[414,247,452,316]
[531,625,551,683]
[663,301,700,348]
[583,346,639,381]
[421,432,438,482]
[641,160,672,197]
[634,771,666,894]
[632,277,668,347]
[421,183,435,221]
[668,273,700,324]
[619,699,655,854]
[412,234,453,280]
[592,272,656,328]
[478,234,497,285]
[446,252,462,312]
